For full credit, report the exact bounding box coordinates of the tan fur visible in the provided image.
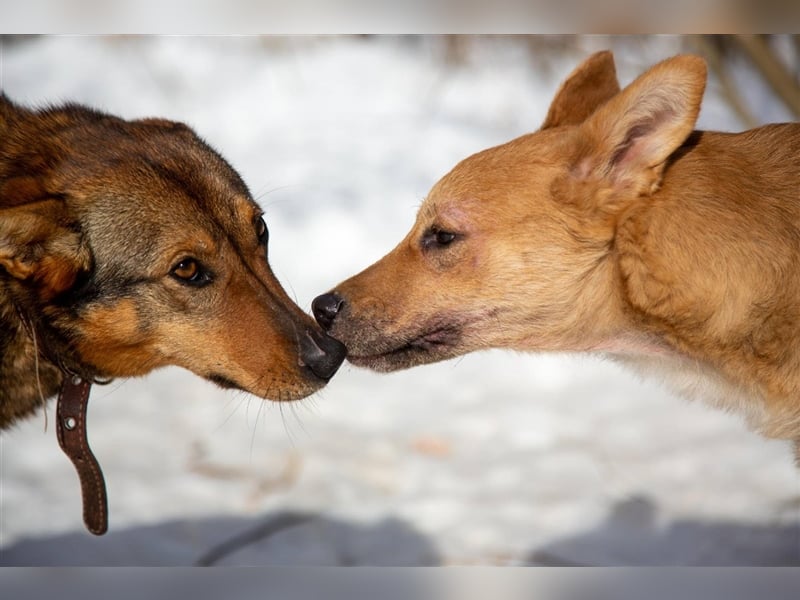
[317,52,800,448]
[541,50,620,129]
[0,94,345,428]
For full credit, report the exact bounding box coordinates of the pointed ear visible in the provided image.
[541,51,621,130]
[0,199,91,300]
[576,55,707,196]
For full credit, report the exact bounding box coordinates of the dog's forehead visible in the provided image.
[417,196,485,233]
[422,129,570,218]
[52,116,251,202]
[75,152,260,268]
[78,164,254,229]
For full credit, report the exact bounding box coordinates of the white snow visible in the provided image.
[0,35,797,566]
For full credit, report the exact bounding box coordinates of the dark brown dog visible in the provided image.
[0,94,345,428]
[313,51,800,454]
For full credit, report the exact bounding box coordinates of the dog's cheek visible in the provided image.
[75,299,164,376]
[425,241,472,273]
[550,171,615,228]
[162,321,318,400]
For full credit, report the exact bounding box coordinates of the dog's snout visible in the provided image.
[299,328,347,381]
[312,292,344,331]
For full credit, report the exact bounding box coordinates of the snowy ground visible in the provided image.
[0,35,797,566]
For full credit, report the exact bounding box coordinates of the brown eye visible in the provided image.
[255,216,268,244]
[171,258,211,286]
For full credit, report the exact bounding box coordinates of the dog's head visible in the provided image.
[313,51,706,371]
[0,95,345,401]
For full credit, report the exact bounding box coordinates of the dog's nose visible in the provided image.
[312,292,344,331]
[299,328,347,381]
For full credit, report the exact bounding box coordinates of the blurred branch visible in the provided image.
[194,511,314,566]
[426,35,800,125]
[442,34,470,65]
[694,36,758,128]
[734,34,800,118]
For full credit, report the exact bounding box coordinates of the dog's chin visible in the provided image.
[206,372,322,402]
[347,348,452,372]
[345,326,465,372]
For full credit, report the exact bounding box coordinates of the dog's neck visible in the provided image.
[0,286,62,427]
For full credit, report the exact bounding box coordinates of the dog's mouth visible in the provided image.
[346,323,464,372]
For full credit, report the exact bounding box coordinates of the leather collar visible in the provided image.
[56,374,108,535]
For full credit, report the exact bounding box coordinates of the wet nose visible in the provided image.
[299,328,347,381]
[312,292,344,331]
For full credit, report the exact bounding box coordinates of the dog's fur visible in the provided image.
[0,94,344,428]
[315,51,800,448]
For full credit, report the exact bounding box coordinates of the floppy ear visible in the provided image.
[575,54,707,197]
[541,51,621,129]
[0,199,91,300]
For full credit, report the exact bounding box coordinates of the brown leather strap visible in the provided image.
[56,375,108,535]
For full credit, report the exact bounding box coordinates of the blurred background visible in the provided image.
[0,34,798,566]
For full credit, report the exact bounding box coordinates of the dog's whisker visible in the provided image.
[216,390,249,433]
[98,379,127,398]
[219,388,242,413]
[286,281,300,306]
[302,393,321,416]
[249,388,267,461]
[278,396,299,448]
[288,400,309,440]
[244,394,256,431]
[253,183,298,206]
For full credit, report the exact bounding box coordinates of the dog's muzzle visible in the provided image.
[299,327,346,380]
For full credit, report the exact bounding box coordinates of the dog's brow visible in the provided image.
[420,200,439,221]
[231,196,259,222]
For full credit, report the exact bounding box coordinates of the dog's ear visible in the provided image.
[575,54,707,197]
[541,51,620,130]
[0,199,91,300]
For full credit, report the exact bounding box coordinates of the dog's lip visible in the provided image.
[347,323,463,362]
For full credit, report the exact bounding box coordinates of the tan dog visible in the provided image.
[313,51,800,455]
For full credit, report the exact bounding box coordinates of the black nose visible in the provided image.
[312,292,344,331]
[299,328,347,381]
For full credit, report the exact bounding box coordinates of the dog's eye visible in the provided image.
[255,216,269,244]
[435,230,456,245]
[422,227,457,250]
[171,258,212,286]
